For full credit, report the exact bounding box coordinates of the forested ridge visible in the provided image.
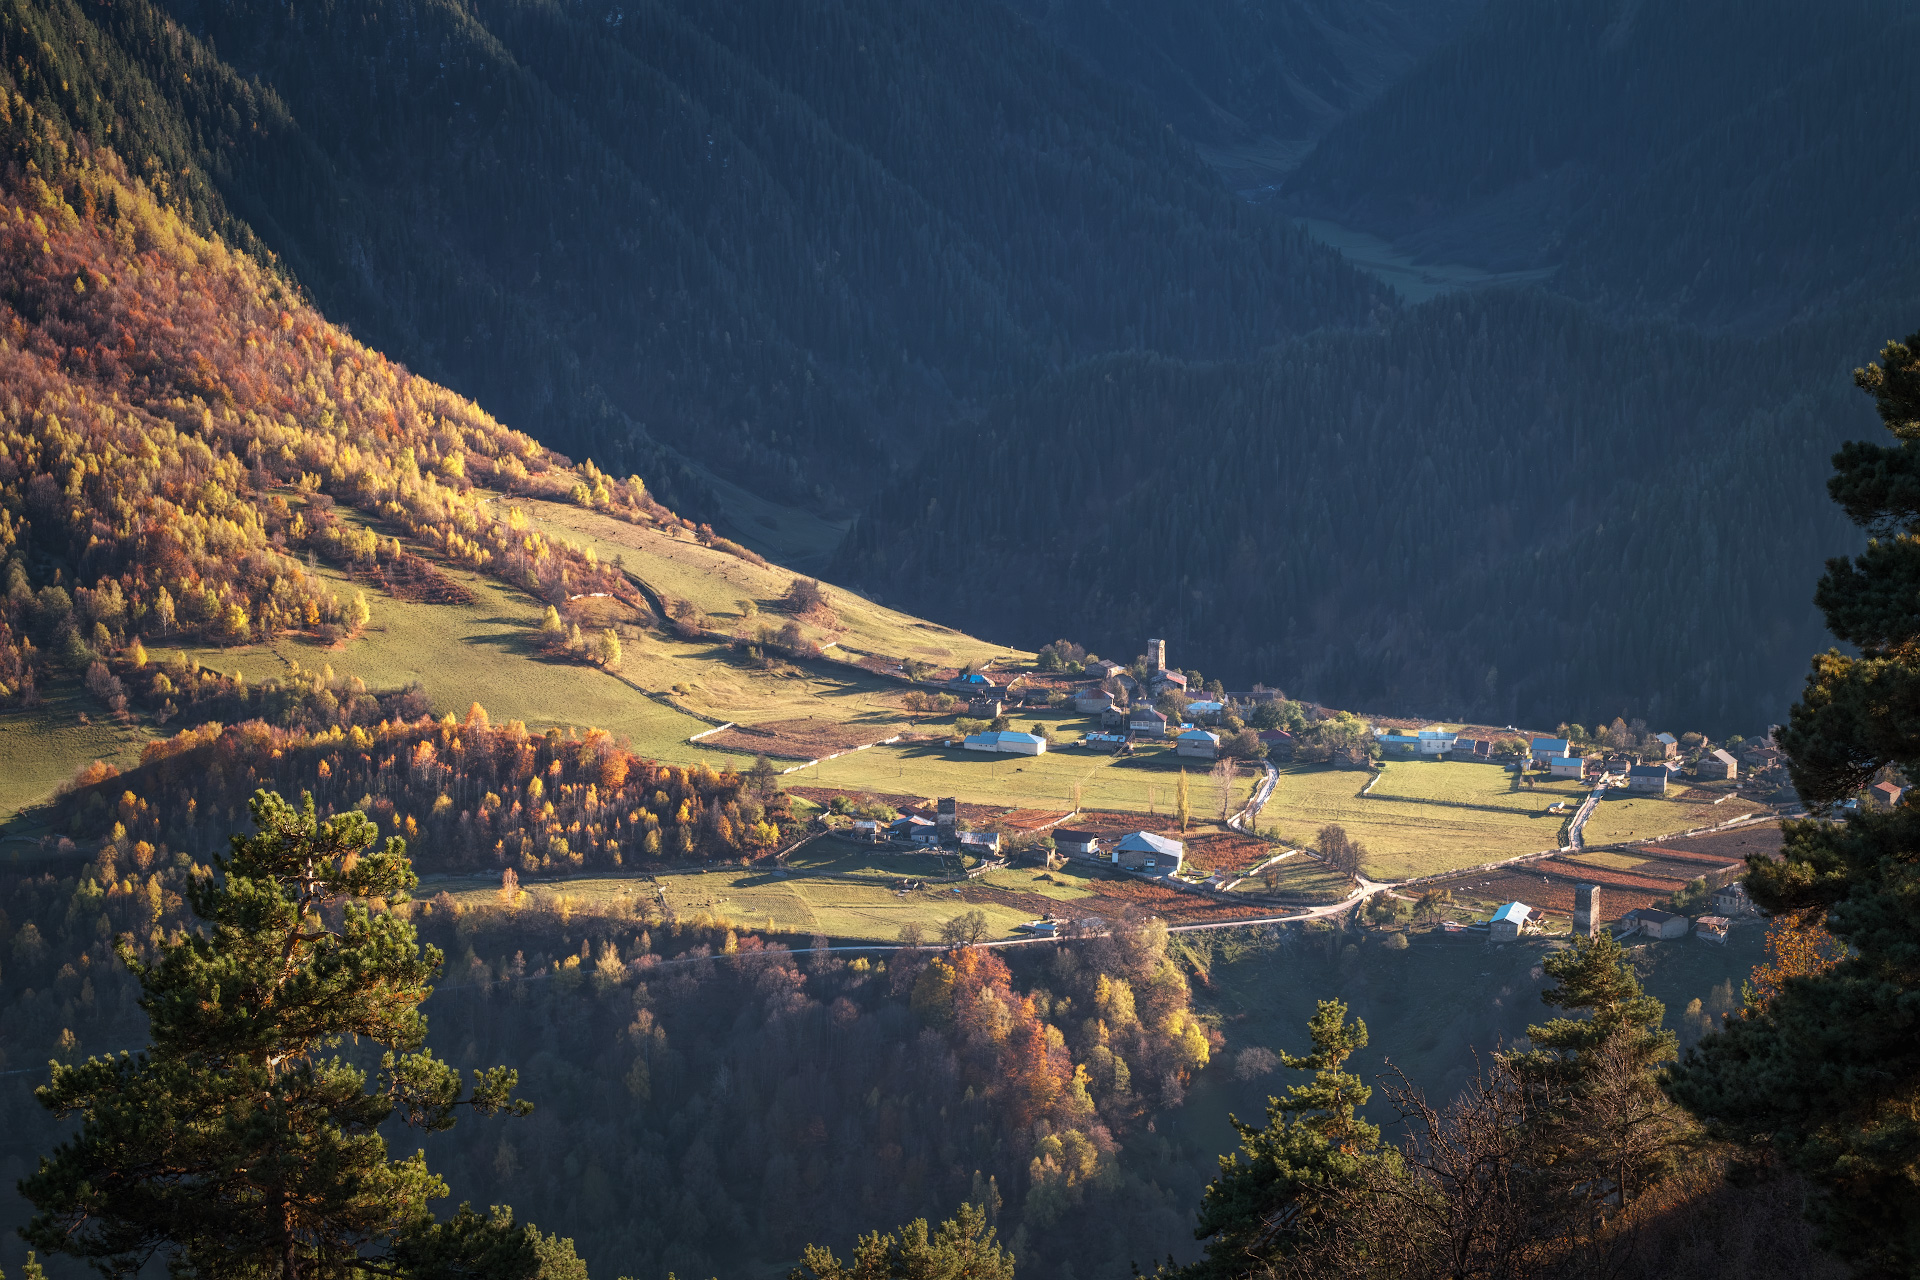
[837,291,1868,734]
[1281,0,1920,329]
[0,0,1387,511]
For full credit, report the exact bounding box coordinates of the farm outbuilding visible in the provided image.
[962,730,1048,756]
[1868,780,1905,811]
[1053,829,1102,859]
[1114,831,1184,873]
[1489,901,1533,942]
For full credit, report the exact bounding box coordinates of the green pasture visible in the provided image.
[147,560,709,761]
[1263,761,1588,881]
[1581,784,1767,847]
[0,680,157,830]
[783,731,1262,816]
[504,494,1019,670]
[1228,856,1353,903]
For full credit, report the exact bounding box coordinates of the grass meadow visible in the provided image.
[1261,761,1588,881]
[507,495,1018,670]
[1580,783,1767,847]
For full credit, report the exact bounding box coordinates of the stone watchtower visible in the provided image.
[1573,883,1602,938]
[937,797,957,842]
[1146,638,1167,672]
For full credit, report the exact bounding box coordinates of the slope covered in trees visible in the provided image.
[0,104,665,713]
[1280,0,1920,330]
[1000,0,1479,162]
[0,0,1387,512]
[836,291,1867,734]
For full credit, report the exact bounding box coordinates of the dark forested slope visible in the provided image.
[1001,0,1480,162]
[1280,0,1920,330]
[836,291,1866,734]
[0,0,1388,511]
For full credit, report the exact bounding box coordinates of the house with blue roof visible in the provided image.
[1548,755,1587,779]
[1530,737,1571,765]
[1489,901,1533,942]
[1175,728,1220,760]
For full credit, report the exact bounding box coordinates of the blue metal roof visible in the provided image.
[1492,902,1531,924]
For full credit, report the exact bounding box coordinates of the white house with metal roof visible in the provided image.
[1489,901,1533,941]
[1113,831,1184,873]
[962,730,1048,756]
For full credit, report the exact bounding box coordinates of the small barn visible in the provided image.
[1697,748,1739,780]
[1258,729,1296,760]
[1489,901,1532,942]
[1652,732,1678,758]
[1053,829,1102,859]
[959,672,997,688]
[1175,728,1221,760]
[1868,779,1905,811]
[850,819,883,842]
[1113,831,1184,873]
[1625,764,1670,794]
[1694,915,1731,943]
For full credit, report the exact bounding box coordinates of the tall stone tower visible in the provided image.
[1573,883,1602,938]
[937,797,957,842]
[1147,638,1167,672]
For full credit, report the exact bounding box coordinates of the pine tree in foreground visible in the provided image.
[1665,331,1920,1274]
[788,1203,1014,1280]
[20,789,581,1280]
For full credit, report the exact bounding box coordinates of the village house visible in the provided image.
[1489,901,1533,942]
[1531,737,1572,766]
[1548,755,1587,780]
[1088,659,1126,681]
[1454,737,1492,760]
[962,730,1048,756]
[850,818,883,842]
[1630,907,1690,939]
[1074,686,1120,714]
[1711,881,1756,916]
[1694,915,1731,943]
[889,814,940,845]
[1176,728,1221,760]
[1113,831,1184,874]
[1697,747,1739,779]
[1258,729,1296,760]
[1625,764,1670,794]
[1652,732,1678,758]
[1868,779,1905,811]
[1151,669,1189,694]
[1129,706,1170,738]
[1053,829,1102,859]
[1183,700,1226,723]
[968,697,1005,718]
[958,830,1001,855]
[958,672,997,689]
